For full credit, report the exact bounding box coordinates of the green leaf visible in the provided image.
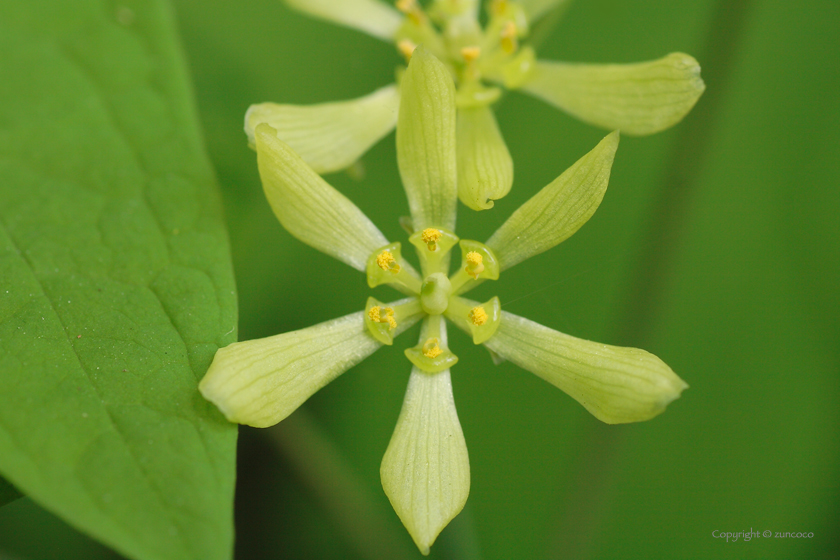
[0,2,237,560]
[0,475,22,508]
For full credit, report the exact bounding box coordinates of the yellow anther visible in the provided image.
[469,306,488,326]
[369,306,397,330]
[422,338,443,359]
[501,21,518,53]
[490,0,509,16]
[397,39,418,62]
[461,46,481,63]
[421,228,442,251]
[465,251,485,279]
[376,250,401,273]
[396,0,424,24]
[384,307,398,330]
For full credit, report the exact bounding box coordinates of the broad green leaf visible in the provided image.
[0,475,21,508]
[0,2,237,560]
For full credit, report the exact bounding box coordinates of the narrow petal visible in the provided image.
[246,85,399,174]
[200,308,420,428]
[486,131,618,270]
[456,105,513,210]
[517,0,573,22]
[284,0,403,41]
[520,53,705,136]
[397,47,458,232]
[255,123,389,271]
[381,366,469,555]
[484,312,688,424]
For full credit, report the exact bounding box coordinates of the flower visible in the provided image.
[202,47,687,554]
[245,0,704,210]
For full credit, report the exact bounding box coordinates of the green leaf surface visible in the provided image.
[0,1,237,560]
[0,475,21,508]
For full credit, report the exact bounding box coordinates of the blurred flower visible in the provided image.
[204,48,687,554]
[246,0,704,210]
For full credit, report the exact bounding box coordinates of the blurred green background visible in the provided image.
[1,0,837,559]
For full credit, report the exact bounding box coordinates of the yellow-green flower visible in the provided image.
[204,48,687,554]
[246,0,704,210]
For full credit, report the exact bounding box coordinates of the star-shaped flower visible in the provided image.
[245,0,704,210]
[202,48,687,554]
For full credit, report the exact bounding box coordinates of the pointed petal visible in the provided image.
[246,85,399,174]
[284,0,403,41]
[484,312,688,424]
[200,307,420,428]
[520,53,705,135]
[486,131,618,270]
[381,367,469,555]
[199,312,376,428]
[255,123,389,271]
[456,105,513,210]
[517,0,573,22]
[397,47,458,231]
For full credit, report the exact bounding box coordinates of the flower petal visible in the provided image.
[200,308,420,428]
[486,131,618,270]
[255,123,389,271]
[284,0,403,41]
[520,53,705,136]
[484,311,688,424]
[397,46,458,232]
[456,105,513,210]
[245,84,399,174]
[517,0,573,22]
[381,368,469,554]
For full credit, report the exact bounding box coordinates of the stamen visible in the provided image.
[376,250,401,273]
[397,39,418,62]
[501,21,518,54]
[422,338,442,359]
[465,251,484,279]
[395,0,424,24]
[384,307,398,330]
[369,305,398,330]
[490,0,509,16]
[461,46,481,63]
[421,228,442,251]
[469,306,488,326]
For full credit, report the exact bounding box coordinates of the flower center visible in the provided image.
[420,272,452,315]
